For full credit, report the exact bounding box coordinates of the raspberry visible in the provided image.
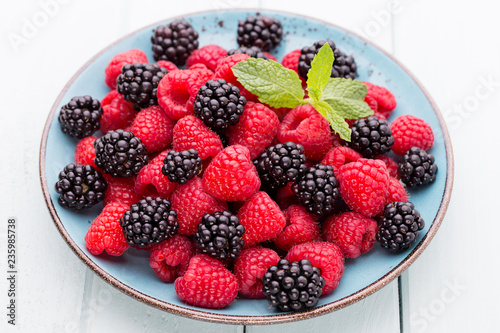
[186,44,227,71]
[94,130,148,178]
[157,68,214,120]
[299,40,357,79]
[227,101,280,160]
[364,94,378,112]
[278,104,333,161]
[135,149,177,199]
[281,49,306,88]
[54,164,107,210]
[338,158,390,217]
[227,46,269,60]
[286,242,344,295]
[170,177,227,235]
[194,211,245,260]
[151,19,199,66]
[237,15,283,51]
[174,254,238,309]
[74,136,98,169]
[120,196,178,248]
[156,60,179,72]
[58,95,102,138]
[363,82,397,118]
[322,212,378,258]
[161,149,202,185]
[237,191,286,248]
[193,79,247,131]
[386,177,408,204]
[398,147,438,187]
[103,175,139,206]
[100,92,136,133]
[390,115,434,156]
[149,235,195,283]
[291,164,340,216]
[320,146,362,175]
[85,202,130,256]
[116,63,168,111]
[375,155,399,179]
[129,105,174,153]
[214,54,257,102]
[377,201,425,251]
[269,106,291,121]
[172,115,223,160]
[233,247,280,299]
[104,49,148,90]
[202,145,261,202]
[274,205,321,251]
[276,183,301,209]
[347,116,394,158]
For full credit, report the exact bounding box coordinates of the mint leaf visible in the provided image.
[232,58,304,108]
[306,43,334,102]
[312,100,352,141]
[323,78,368,101]
[324,98,374,119]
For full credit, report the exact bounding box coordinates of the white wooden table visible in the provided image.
[1,0,498,332]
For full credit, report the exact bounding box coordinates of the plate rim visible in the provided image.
[39,8,454,325]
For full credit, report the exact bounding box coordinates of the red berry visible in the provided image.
[390,115,434,155]
[375,155,399,179]
[100,92,136,133]
[323,212,378,258]
[156,60,179,72]
[321,146,362,175]
[130,105,175,153]
[386,177,408,204]
[85,202,130,256]
[226,101,280,159]
[338,159,390,217]
[234,247,280,299]
[269,106,291,121]
[149,235,195,282]
[74,136,98,169]
[286,242,344,295]
[101,90,120,107]
[278,104,333,161]
[275,183,301,209]
[135,150,177,199]
[104,49,148,90]
[186,44,227,71]
[174,254,238,309]
[214,54,257,102]
[363,82,397,118]
[237,191,286,248]
[364,94,378,112]
[173,115,223,160]
[274,205,321,251]
[170,177,227,235]
[202,145,261,202]
[281,49,306,88]
[103,175,140,206]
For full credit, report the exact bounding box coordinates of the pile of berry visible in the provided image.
[54,14,438,312]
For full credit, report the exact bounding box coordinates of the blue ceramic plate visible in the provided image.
[40,9,453,325]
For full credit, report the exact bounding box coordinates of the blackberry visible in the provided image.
[253,150,280,191]
[120,196,178,248]
[227,46,269,60]
[398,147,438,187]
[194,211,245,260]
[116,63,168,111]
[291,164,340,216]
[348,116,395,158]
[298,40,358,79]
[54,163,107,210]
[58,95,102,138]
[262,258,325,312]
[237,14,283,51]
[161,149,202,185]
[193,79,247,131]
[94,129,148,178]
[151,19,199,66]
[264,142,307,188]
[377,201,425,251]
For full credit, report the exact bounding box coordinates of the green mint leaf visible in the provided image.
[323,77,368,101]
[324,98,374,119]
[306,43,334,102]
[312,100,352,142]
[232,58,304,108]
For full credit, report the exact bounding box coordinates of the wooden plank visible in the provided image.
[394,0,500,332]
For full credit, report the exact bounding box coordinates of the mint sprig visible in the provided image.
[232,43,373,141]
